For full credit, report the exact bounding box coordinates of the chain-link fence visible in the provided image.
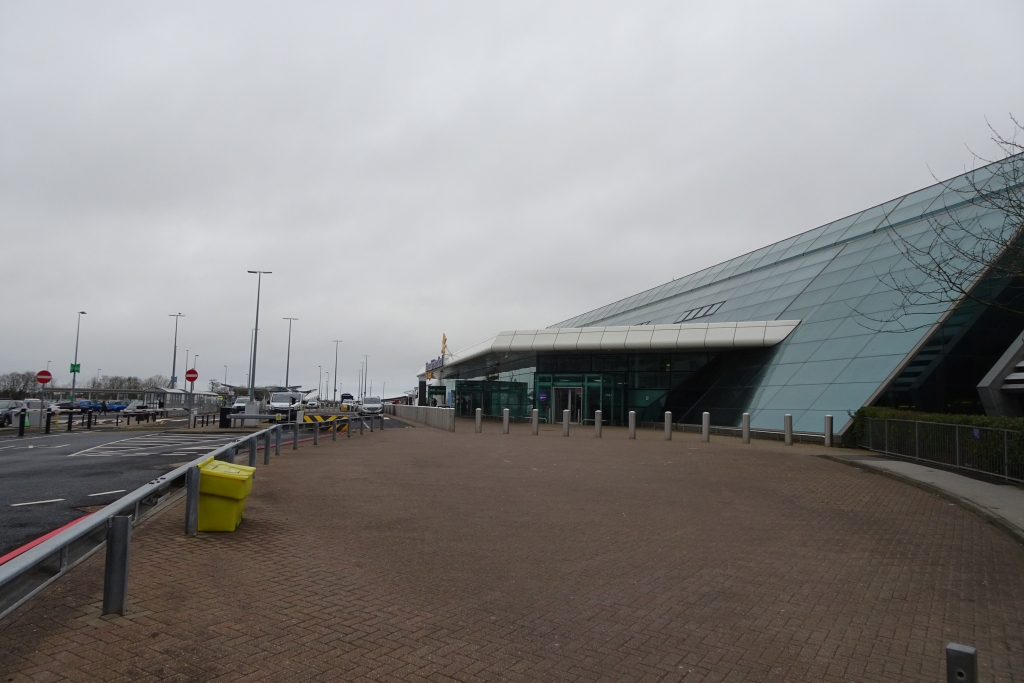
[859,417,1024,484]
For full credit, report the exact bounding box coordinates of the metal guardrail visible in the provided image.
[859,417,1024,484]
[0,421,318,621]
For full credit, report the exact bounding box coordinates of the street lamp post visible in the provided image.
[332,340,342,405]
[283,318,298,388]
[247,271,272,399]
[71,311,86,402]
[318,366,322,401]
[362,355,370,399]
[168,313,184,389]
[224,365,227,385]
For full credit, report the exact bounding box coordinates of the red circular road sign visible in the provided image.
[36,370,52,385]
[185,369,199,383]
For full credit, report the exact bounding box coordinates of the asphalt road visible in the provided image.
[0,430,235,557]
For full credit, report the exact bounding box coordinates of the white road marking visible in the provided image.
[11,498,65,507]
[88,490,127,497]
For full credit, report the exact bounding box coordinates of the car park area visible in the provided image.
[0,431,235,557]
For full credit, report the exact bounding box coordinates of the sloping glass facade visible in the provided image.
[551,157,1023,433]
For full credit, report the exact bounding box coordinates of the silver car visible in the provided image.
[358,397,383,416]
[0,399,25,427]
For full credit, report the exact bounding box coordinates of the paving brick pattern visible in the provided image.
[2,421,1023,682]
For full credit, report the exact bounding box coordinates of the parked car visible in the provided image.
[305,397,320,410]
[268,392,302,416]
[0,399,25,427]
[341,399,358,412]
[358,397,383,416]
[231,397,251,413]
[106,402,127,411]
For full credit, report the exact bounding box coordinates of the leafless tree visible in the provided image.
[868,118,1024,331]
[0,371,38,398]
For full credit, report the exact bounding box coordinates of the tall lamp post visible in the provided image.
[71,311,86,402]
[247,271,272,399]
[168,313,184,389]
[362,355,370,399]
[283,317,298,388]
[332,340,342,405]
[318,365,322,401]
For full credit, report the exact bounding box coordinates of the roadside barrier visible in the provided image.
[383,404,454,431]
[0,416,382,623]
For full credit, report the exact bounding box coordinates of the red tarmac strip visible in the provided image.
[0,515,89,566]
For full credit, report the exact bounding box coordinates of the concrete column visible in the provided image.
[628,411,636,440]
[476,408,482,433]
[531,409,538,435]
[824,415,833,448]
[562,409,570,437]
[502,408,509,434]
[701,412,710,442]
[784,414,793,446]
[664,411,672,440]
[742,413,750,444]
[594,410,602,438]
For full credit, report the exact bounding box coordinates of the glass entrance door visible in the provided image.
[553,387,583,424]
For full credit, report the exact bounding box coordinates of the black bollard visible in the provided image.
[18,408,26,437]
[45,410,51,434]
[86,410,92,429]
[67,411,73,432]
[102,516,132,615]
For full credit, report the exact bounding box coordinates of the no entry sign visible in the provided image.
[36,370,52,384]
[185,369,198,383]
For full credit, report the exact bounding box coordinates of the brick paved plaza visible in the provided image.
[2,420,1023,682]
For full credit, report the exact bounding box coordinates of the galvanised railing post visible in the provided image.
[264,430,271,465]
[915,421,919,460]
[102,516,131,616]
[884,419,888,455]
[184,466,200,536]
[869,418,873,451]
[1004,430,1009,480]
[955,425,960,467]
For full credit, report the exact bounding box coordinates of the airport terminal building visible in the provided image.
[420,156,1024,438]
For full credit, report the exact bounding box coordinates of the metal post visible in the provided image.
[18,408,25,437]
[664,411,672,440]
[275,425,281,455]
[824,415,833,448]
[1005,430,1009,479]
[248,437,257,467]
[314,422,319,444]
[531,408,538,435]
[184,466,200,535]
[628,411,636,440]
[293,422,299,450]
[264,430,271,465]
[503,408,509,434]
[946,643,976,683]
[562,409,570,437]
[595,409,602,438]
[102,516,131,615]
[87,410,92,429]
[45,410,51,434]
[476,407,482,433]
[885,418,889,455]
[702,412,710,443]
[67,411,73,432]
[955,424,959,466]
[784,414,793,446]
[916,421,920,460]
[742,413,750,444]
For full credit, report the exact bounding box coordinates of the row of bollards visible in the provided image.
[471,407,835,446]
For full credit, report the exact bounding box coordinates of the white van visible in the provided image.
[268,392,303,415]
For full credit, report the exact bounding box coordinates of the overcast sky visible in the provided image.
[2,1,1022,396]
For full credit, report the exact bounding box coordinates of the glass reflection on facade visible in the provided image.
[430,155,1023,435]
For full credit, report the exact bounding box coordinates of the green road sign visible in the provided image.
[70,363,81,373]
